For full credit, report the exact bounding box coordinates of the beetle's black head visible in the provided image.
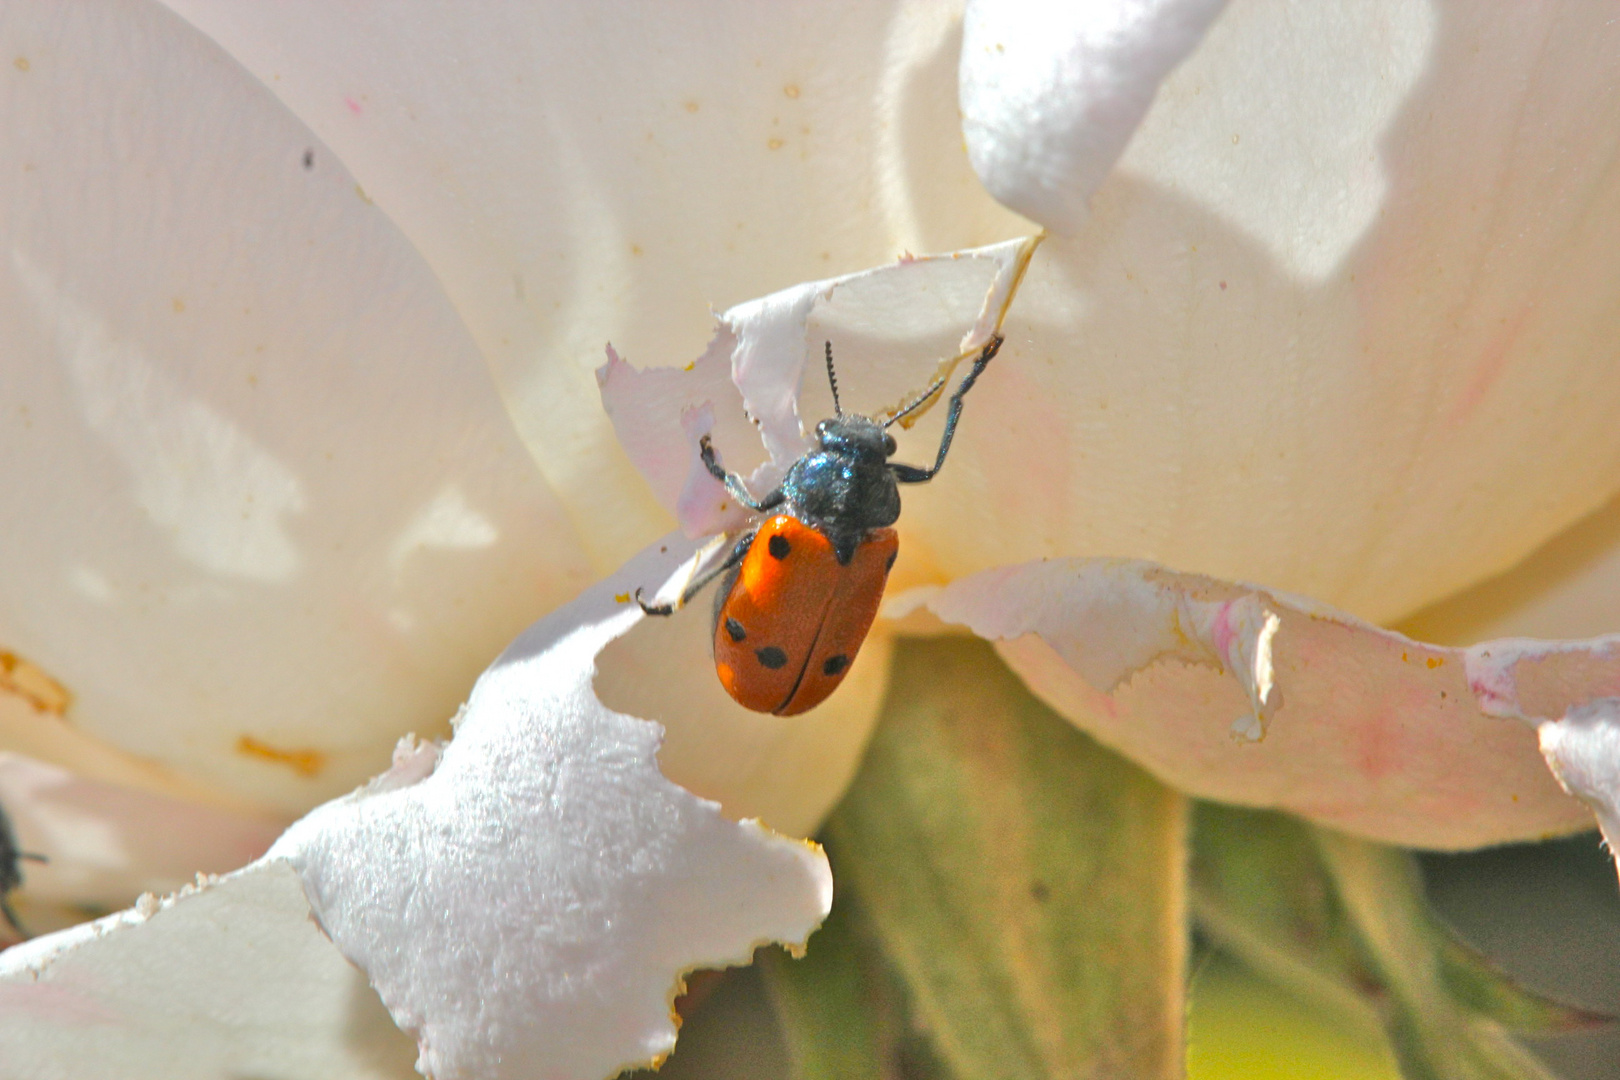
[815,415,896,460]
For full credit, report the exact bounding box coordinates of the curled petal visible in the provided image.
[912,559,1598,850]
[600,238,1040,537]
[960,0,1228,231]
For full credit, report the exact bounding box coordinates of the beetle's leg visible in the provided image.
[636,530,758,616]
[891,334,1003,484]
[701,435,785,513]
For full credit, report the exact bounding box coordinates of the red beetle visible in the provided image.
[639,334,1003,715]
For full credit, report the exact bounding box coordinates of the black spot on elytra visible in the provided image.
[725,617,746,642]
[768,534,791,559]
[884,550,897,573]
[1030,881,1050,903]
[822,654,849,677]
[756,646,788,670]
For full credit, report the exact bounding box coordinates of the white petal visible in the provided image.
[960,0,1228,232]
[1536,703,1620,885]
[0,753,282,911]
[918,559,1597,849]
[276,538,831,1079]
[0,862,417,1078]
[0,1,590,811]
[1,542,831,1079]
[159,0,1030,569]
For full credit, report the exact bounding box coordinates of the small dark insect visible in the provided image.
[0,800,46,940]
[638,333,1003,715]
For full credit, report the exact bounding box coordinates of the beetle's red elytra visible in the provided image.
[638,334,1004,715]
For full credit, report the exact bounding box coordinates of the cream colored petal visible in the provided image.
[160,0,1030,571]
[960,0,1228,232]
[1400,494,1620,645]
[901,3,1620,624]
[917,559,1595,850]
[0,1,590,813]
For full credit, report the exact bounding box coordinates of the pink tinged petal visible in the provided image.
[0,1,590,813]
[272,538,832,1080]
[599,239,1040,539]
[0,753,283,910]
[959,0,1229,232]
[1463,640,1620,879]
[1,541,831,1079]
[917,559,1595,850]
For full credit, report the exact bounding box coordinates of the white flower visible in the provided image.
[2,1,1619,1077]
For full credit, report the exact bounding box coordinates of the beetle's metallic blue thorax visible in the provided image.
[779,415,901,562]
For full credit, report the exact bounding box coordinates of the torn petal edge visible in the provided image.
[915,558,1601,850]
[599,237,1042,536]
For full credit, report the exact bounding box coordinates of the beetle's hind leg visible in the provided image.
[636,530,758,616]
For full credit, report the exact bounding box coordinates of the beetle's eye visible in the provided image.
[815,420,832,438]
[883,433,897,455]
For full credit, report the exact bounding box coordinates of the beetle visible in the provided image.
[0,799,44,940]
[637,333,1004,715]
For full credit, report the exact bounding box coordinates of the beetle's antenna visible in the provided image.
[884,373,949,429]
[824,341,843,416]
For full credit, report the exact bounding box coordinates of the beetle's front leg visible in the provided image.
[700,434,785,513]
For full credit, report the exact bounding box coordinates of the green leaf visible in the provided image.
[816,636,1188,1080]
[1317,832,1592,1080]
[1435,935,1612,1036]
[760,893,952,1080]
[1190,803,1610,1080]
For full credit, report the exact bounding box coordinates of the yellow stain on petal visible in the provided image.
[767,137,784,150]
[235,734,327,778]
[0,650,70,715]
[354,184,373,205]
[615,592,631,604]
[783,84,800,99]
[171,297,185,314]
[1426,656,1443,669]
[13,57,28,72]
